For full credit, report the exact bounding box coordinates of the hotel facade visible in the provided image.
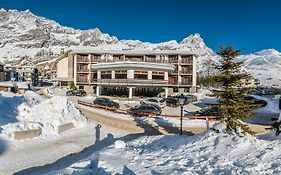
[56,50,198,99]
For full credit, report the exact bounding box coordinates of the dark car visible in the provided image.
[93,97,120,109]
[244,96,267,107]
[174,94,197,103]
[66,90,87,96]
[162,97,179,107]
[195,107,221,116]
[129,104,162,116]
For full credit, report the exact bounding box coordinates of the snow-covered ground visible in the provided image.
[33,123,281,175]
[0,91,99,174]
[0,91,90,139]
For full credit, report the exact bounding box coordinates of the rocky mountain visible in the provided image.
[0,8,280,87]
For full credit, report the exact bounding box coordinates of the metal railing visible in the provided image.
[92,78,168,86]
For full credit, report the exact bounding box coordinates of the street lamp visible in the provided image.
[178,93,185,135]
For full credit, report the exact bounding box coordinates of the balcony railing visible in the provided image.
[92,78,168,85]
[76,79,88,83]
[180,70,193,74]
[168,80,178,85]
[77,58,89,63]
[77,69,90,72]
[168,59,179,63]
[181,81,192,85]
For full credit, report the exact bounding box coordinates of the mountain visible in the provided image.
[0,8,280,87]
[238,49,281,86]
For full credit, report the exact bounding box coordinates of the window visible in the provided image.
[79,86,84,90]
[148,99,158,103]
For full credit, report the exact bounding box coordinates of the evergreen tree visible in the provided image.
[212,46,259,135]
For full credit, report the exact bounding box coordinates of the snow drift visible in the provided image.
[0,91,89,139]
[49,123,281,175]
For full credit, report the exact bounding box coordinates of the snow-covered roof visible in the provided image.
[72,49,198,56]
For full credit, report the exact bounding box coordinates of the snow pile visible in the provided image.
[114,140,126,149]
[0,91,89,139]
[50,124,281,174]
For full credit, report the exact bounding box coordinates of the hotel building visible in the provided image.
[56,49,198,99]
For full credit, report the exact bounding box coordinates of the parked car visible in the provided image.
[162,97,179,107]
[129,104,162,116]
[174,94,197,103]
[140,98,166,107]
[195,106,221,116]
[244,95,267,107]
[66,90,87,96]
[93,97,120,109]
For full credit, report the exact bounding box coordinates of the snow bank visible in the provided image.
[51,123,281,174]
[0,91,89,139]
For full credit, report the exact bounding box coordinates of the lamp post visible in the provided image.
[178,93,185,135]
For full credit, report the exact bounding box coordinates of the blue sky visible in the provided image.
[1,0,281,53]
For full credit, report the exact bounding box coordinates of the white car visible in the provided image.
[140,98,166,108]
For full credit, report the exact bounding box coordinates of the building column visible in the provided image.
[164,87,169,98]
[128,87,133,99]
[74,54,77,85]
[127,70,134,79]
[148,71,152,80]
[96,86,100,96]
[97,71,101,79]
[111,70,115,79]
[164,72,168,81]
[190,55,197,93]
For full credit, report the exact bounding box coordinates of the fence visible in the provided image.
[77,100,221,121]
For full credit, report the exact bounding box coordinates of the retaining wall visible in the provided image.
[14,128,42,140]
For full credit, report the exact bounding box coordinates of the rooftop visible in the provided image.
[72,49,198,56]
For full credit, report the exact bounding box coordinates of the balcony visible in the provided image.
[77,68,90,73]
[180,57,193,64]
[77,58,89,63]
[76,79,88,83]
[168,80,178,85]
[180,70,193,74]
[181,81,192,85]
[92,78,168,86]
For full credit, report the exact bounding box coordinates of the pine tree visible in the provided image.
[212,46,259,135]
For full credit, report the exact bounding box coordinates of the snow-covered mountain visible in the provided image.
[0,8,214,63]
[0,8,280,87]
[238,49,281,86]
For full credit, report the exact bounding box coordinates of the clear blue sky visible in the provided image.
[1,0,281,53]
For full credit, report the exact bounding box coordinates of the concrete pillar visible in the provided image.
[97,71,101,79]
[74,54,77,85]
[164,72,168,81]
[127,70,134,79]
[96,86,100,96]
[148,71,152,80]
[112,70,115,79]
[164,87,169,98]
[129,87,133,99]
[190,55,197,93]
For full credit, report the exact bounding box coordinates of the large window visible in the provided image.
[77,54,89,62]
[115,70,127,79]
[91,54,102,62]
[152,72,164,80]
[168,55,178,63]
[101,71,111,79]
[145,55,156,63]
[77,74,88,82]
[181,65,193,74]
[181,55,193,64]
[181,76,192,85]
[135,70,148,79]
